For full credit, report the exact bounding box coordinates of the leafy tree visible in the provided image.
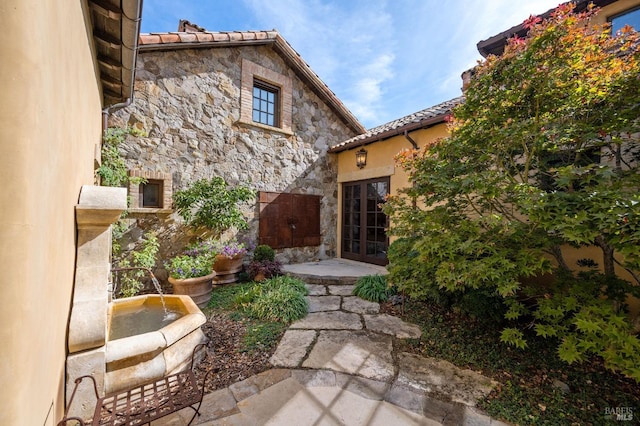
[98,126,146,187]
[173,176,255,235]
[384,3,640,380]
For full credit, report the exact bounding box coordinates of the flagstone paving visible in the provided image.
[157,260,507,425]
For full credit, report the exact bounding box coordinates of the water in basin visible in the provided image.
[109,304,183,340]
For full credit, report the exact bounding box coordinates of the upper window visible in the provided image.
[240,59,293,134]
[610,7,640,34]
[252,80,279,127]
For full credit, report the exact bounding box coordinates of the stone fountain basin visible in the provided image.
[105,294,207,394]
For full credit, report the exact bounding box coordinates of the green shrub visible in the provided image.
[173,176,255,234]
[234,285,263,306]
[253,245,275,262]
[242,322,288,353]
[246,286,308,323]
[237,276,308,323]
[262,275,308,295]
[115,233,159,298]
[353,274,393,303]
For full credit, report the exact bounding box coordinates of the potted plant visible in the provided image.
[247,244,282,282]
[212,239,248,278]
[165,248,215,307]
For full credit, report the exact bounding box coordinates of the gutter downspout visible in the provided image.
[102,99,132,131]
[403,130,419,150]
[403,131,419,209]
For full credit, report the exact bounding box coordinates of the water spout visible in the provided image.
[111,267,169,316]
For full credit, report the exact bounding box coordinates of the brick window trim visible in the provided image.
[128,170,173,214]
[239,58,294,136]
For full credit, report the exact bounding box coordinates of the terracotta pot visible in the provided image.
[168,272,215,308]
[212,254,244,274]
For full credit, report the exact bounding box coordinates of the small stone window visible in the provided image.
[128,170,172,214]
[253,80,279,127]
[140,180,163,208]
[240,59,293,135]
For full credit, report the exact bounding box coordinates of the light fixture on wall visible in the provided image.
[356,147,367,169]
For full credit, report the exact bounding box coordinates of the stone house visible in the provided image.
[110,22,365,272]
[0,0,142,423]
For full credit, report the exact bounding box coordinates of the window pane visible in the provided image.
[142,182,161,208]
[252,81,279,127]
[612,7,640,33]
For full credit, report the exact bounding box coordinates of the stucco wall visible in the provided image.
[592,0,640,26]
[0,1,103,423]
[335,124,449,256]
[110,45,358,271]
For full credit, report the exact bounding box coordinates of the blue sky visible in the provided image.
[140,0,561,129]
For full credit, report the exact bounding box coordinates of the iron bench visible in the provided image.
[58,343,213,426]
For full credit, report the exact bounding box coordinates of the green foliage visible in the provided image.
[204,282,287,354]
[246,286,308,323]
[234,276,308,323]
[98,126,148,260]
[253,245,276,262]
[241,321,288,354]
[353,274,393,303]
[114,233,159,298]
[385,5,640,380]
[173,177,255,234]
[398,298,640,425]
[98,126,146,187]
[262,275,309,295]
[164,252,213,279]
[207,282,254,309]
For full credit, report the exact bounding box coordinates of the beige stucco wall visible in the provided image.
[0,1,103,424]
[592,0,640,26]
[335,124,449,257]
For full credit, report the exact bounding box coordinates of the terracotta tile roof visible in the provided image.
[136,29,366,134]
[329,96,463,153]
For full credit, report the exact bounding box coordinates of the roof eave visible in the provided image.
[476,0,618,57]
[136,31,366,135]
[89,0,143,108]
[328,113,448,153]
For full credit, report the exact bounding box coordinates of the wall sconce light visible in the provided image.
[356,147,367,169]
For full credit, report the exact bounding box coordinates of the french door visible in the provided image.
[341,178,389,265]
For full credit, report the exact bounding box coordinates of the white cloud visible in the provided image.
[241,0,397,125]
[142,0,567,128]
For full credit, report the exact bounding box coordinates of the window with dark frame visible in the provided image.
[537,148,601,192]
[140,180,163,208]
[252,79,279,127]
[610,6,640,34]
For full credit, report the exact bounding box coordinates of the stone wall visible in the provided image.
[109,44,358,274]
